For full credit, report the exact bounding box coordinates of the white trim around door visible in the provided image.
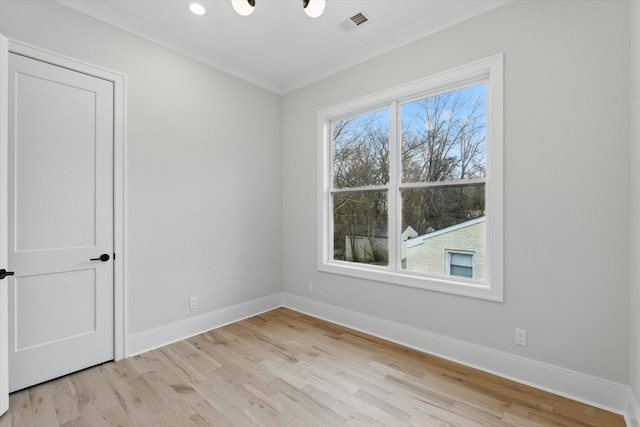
[0,33,10,417]
[7,39,128,361]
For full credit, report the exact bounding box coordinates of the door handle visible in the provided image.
[90,254,110,262]
[0,269,15,280]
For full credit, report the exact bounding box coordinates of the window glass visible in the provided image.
[333,191,388,266]
[332,109,389,189]
[449,252,474,278]
[401,183,484,278]
[401,83,486,183]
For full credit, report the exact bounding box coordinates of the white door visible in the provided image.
[0,34,10,416]
[7,52,114,392]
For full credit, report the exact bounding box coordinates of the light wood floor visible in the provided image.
[0,308,625,426]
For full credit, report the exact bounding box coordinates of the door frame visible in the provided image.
[7,39,128,361]
[1,33,9,416]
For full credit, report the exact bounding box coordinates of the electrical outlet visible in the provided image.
[307,282,313,293]
[515,329,527,346]
[189,296,198,310]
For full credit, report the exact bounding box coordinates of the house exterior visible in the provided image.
[343,218,485,281]
[404,217,485,280]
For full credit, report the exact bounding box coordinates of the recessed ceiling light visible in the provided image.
[232,0,256,16]
[303,0,325,18]
[188,2,207,16]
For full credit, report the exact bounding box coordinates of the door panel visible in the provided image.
[15,71,98,251]
[8,53,114,392]
[15,269,97,350]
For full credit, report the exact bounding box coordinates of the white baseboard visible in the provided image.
[628,389,640,427]
[127,293,283,356]
[281,292,628,418]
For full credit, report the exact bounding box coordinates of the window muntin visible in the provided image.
[318,55,503,301]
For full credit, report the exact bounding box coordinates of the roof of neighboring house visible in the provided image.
[401,226,419,241]
[405,217,486,248]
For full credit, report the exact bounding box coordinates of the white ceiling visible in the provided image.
[55,0,510,94]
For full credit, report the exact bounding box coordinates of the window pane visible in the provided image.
[401,184,485,280]
[401,83,486,183]
[333,191,388,266]
[450,265,473,278]
[450,252,473,267]
[332,109,390,188]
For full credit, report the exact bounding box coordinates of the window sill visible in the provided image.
[318,260,503,302]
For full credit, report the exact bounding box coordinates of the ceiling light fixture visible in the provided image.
[232,0,256,16]
[187,2,207,16]
[230,0,325,18]
[303,0,326,18]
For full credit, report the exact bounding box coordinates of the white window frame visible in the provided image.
[445,250,476,279]
[317,54,503,301]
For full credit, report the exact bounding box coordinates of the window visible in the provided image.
[317,55,503,301]
[447,251,475,279]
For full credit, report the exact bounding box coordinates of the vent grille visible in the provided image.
[338,11,371,33]
[351,12,368,26]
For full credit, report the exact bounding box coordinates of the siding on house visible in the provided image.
[405,217,486,280]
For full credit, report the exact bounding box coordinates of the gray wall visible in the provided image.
[630,0,640,416]
[0,0,283,335]
[282,0,630,383]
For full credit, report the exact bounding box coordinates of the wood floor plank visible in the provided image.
[113,375,185,427]
[8,389,35,427]
[28,382,61,427]
[67,365,135,427]
[1,307,626,427]
[188,399,236,427]
[160,340,223,383]
[0,409,9,427]
[47,377,82,424]
[304,383,403,426]
[188,333,279,386]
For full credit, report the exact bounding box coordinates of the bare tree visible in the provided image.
[402,88,486,182]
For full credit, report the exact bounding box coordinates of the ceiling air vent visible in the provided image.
[338,11,371,33]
